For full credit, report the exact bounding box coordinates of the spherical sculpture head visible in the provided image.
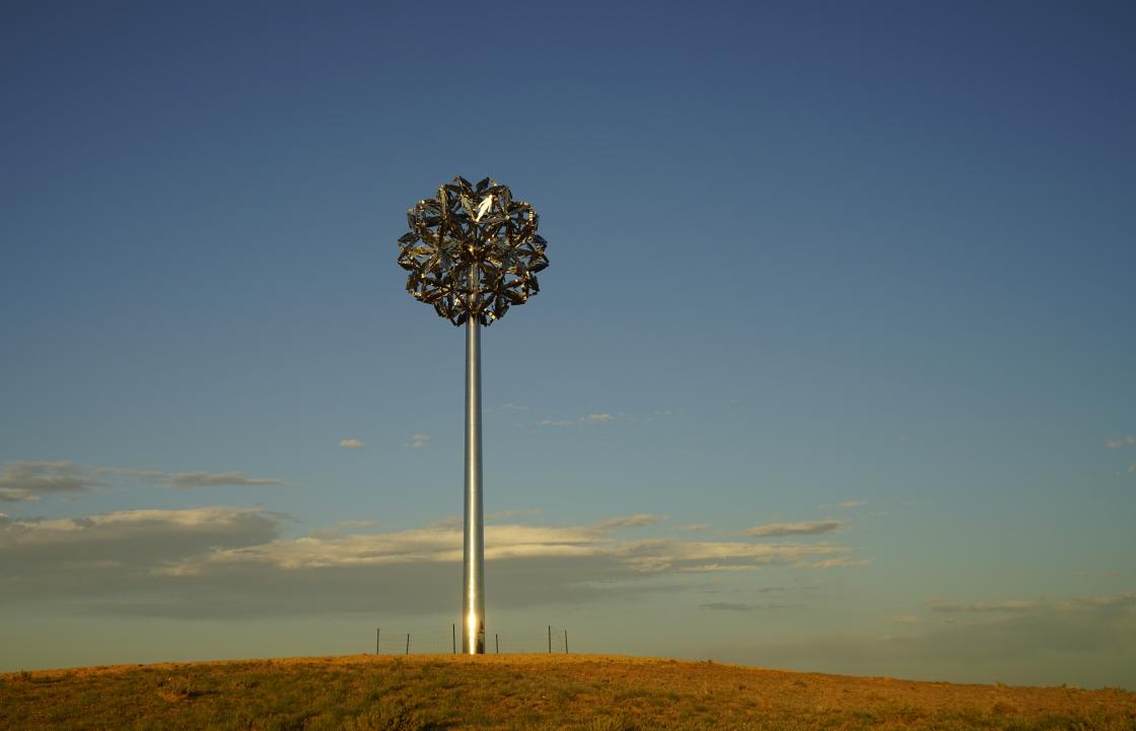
[397,177,549,325]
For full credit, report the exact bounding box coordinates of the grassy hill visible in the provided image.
[2,654,1134,730]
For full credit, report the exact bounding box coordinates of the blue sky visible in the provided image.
[2,1,1134,687]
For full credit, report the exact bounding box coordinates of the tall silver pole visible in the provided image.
[462,316,485,654]
[398,178,548,656]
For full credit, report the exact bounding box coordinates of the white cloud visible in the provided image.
[583,413,613,423]
[158,517,850,577]
[1105,435,1136,448]
[0,508,860,619]
[339,438,364,449]
[744,520,843,537]
[408,433,431,449]
[162,522,608,574]
[676,523,710,532]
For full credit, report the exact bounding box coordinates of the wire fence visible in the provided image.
[372,625,571,655]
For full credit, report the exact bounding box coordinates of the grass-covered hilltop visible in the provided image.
[2,654,1134,730]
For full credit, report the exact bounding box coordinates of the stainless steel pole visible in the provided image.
[462,317,486,654]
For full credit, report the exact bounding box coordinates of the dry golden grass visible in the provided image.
[2,653,1134,730]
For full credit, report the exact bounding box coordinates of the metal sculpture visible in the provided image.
[397,176,549,654]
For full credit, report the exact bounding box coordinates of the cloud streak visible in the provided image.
[0,461,283,501]
[159,472,282,490]
[0,461,101,502]
[928,593,1136,615]
[928,599,1042,614]
[744,520,843,537]
[539,413,616,427]
[593,513,662,530]
[700,601,796,612]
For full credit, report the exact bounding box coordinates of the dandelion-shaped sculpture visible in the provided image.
[398,176,549,325]
[397,176,549,654]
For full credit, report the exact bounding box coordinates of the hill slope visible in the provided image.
[2,654,1134,730]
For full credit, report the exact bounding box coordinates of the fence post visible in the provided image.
[564,629,568,654]
[495,633,499,654]
[452,624,456,654]
[376,627,380,655]
[548,625,552,654]
[405,633,410,656]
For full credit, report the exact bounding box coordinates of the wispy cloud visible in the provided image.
[928,598,1042,614]
[1105,435,1136,448]
[744,520,843,537]
[927,593,1136,617]
[539,413,616,427]
[425,516,462,531]
[594,513,662,530]
[159,472,282,490]
[700,601,795,612]
[98,467,282,489]
[339,438,364,449]
[1062,592,1136,609]
[676,523,710,532]
[808,557,870,569]
[0,507,279,555]
[487,508,542,522]
[0,461,283,501]
[819,500,866,510]
[408,433,431,449]
[310,519,379,539]
[0,461,100,502]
